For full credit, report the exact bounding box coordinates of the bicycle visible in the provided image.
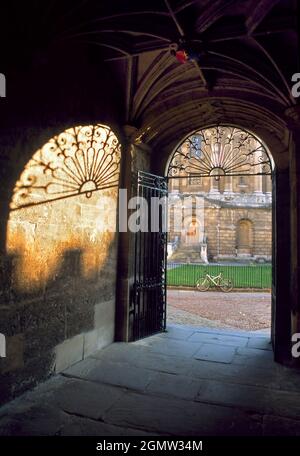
[196,271,233,292]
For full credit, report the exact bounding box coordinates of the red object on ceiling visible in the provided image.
[175,49,189,64]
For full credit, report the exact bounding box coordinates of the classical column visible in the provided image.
[265,175,272,195]
[224,141,233,195]
[253,168,264,194]
[224,175,233,195]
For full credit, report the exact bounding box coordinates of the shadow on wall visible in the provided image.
[0,203,118,405]
[0,124,121,405]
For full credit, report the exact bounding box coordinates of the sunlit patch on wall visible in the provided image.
[6,124,120,292]
[10,124,121,210]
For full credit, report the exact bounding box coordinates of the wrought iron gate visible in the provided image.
[130,171,168,341]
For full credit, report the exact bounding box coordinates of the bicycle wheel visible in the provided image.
[220,279,233,292]
[196,277,210,291]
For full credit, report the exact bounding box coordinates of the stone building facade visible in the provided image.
[168,164,272,263]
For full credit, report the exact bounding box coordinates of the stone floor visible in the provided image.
[1,324,300,436]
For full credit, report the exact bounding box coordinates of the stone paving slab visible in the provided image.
[104,391,262,436]
[195,379,300,419]
[194,343,236,364]
[60,415,161,436]
[278,367,300,393]
[134,337,202,358]
[190,358,281,389]
[187,331,249,347]
[176,324,260,338]
[1,325,300,436]
[247,337,273,350]
[0,375,126,428]
[0,404,68,436]
[236,346,274,358]
[157,326,196,340]
[197,325,270,338]
[64,358,155,392]
[232,346,276,369]
[263,415,300,436]
[161,324,269,340]
[91,342,144,364]
[233,355,278,370]
[146,372,201,400]
[121,349,194,376]
[41,377,125,420]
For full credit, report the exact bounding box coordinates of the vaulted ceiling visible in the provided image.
[1,0,299,150]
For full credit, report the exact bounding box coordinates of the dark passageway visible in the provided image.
[0,0,300,443]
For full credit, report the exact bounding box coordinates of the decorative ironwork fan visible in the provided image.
[167,125,273,179]
[11,124,121,210]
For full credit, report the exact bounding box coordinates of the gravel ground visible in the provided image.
[167,289,271,331]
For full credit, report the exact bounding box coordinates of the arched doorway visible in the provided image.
[166,125,273,335]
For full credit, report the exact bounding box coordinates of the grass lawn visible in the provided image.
[167,263,272,289]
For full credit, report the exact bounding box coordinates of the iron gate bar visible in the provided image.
[130,171,168,341]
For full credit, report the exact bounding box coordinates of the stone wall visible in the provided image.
[171,175,272,195]
[204,204,272,260]
[0,127,119,405]
[169,198,272,261]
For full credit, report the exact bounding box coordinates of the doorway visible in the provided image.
[165,125,273,333]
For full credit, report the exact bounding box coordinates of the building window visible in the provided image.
[239,176,248,187]
[188,174,202,185]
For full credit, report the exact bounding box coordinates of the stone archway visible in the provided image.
[165,124,274,337]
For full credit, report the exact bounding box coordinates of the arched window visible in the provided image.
[237,219,253,254]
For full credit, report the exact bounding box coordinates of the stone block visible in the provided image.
[64,357,155,392]
[35,377,125,421]
[159,325,196,341]
[188,331,248,347]
[0,404,68,436]
[94,299,115,329]
[105,391,262,436]
[194,343,236,364]
[146,372,201,400]
[66,294,94,339]
[0,334,24,374]
[247,337,272,350]
[263,415,300,436]
[54,334,84,373]
[61,415,158,436]
[83,326,114,358]
[135,337,200,358]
